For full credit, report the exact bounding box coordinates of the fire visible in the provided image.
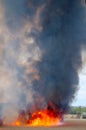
[27,109,62,126]
[14,109,62,127]
[2,102,63,127]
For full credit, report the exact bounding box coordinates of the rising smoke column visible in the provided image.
[29,0,86,111]
[0,0,86,123]
[36,0,84,111]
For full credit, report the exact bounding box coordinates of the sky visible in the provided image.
[72,66,86,106]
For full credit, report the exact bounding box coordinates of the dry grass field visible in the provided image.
[0,119,86,130]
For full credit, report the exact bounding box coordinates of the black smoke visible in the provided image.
[0,0,86,122]
[37,0,84,110]
[29,0,86,111]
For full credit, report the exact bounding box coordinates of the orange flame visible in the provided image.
[14,109,62,127]
[28,110,62,126]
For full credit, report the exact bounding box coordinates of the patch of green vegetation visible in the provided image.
[70,106,86,115]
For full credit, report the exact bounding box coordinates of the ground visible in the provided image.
[0,119,86,130]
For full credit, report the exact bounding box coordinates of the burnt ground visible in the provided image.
[0,119,86,130]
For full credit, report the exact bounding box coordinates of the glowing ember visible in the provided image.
[14,109,62,127]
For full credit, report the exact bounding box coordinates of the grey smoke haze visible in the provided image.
[0,0,86,123]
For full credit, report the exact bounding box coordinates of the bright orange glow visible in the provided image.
[28,110,61,126]
[14,109,62,127]
[15,121,21,126]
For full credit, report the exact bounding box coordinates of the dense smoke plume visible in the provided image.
[0,0,86,123]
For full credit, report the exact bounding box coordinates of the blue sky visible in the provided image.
[72,67,86,106]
